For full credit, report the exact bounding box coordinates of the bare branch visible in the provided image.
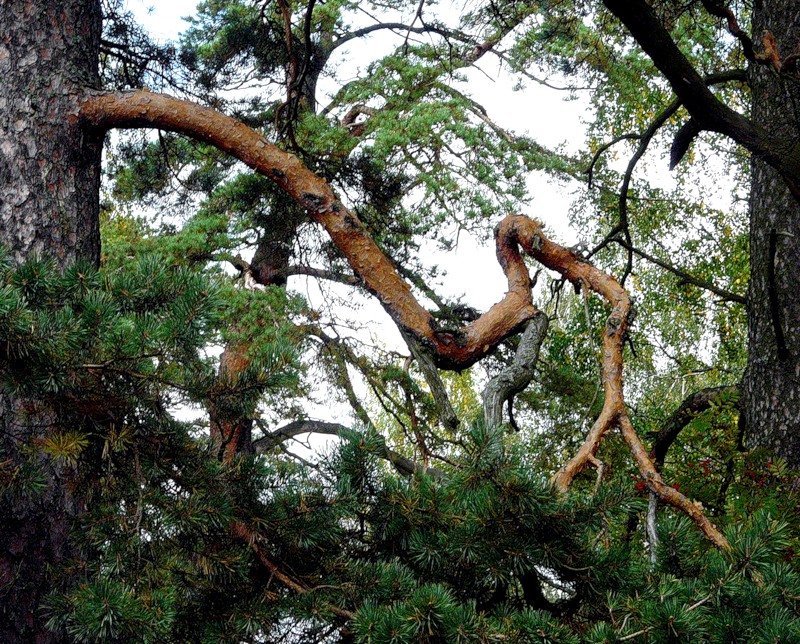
[231,520,355,620]
[591,69,747,258]
[252,419,442,479]
[482,311,549,430]
[401,329,460,431]
[699,0,761,65]
[283,265,360,286]
[646,492,659,566]
[586,133,640,189]
[618,414,729,550]
[331,21,453,50]
[614,238,747,305]
[601,0,800,201]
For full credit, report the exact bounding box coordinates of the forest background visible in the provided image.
[1,0,799,642]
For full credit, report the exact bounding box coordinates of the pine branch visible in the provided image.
[252,419,443,479]
[81,90,729,548]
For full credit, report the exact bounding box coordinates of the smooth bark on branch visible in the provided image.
[80,90,728,547]
[619,415,728,549]
[540,227,730,548]
[482,311,549,430]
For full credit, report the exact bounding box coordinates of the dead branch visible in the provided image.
[482,311,549,430]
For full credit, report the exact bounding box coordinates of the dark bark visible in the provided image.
[651,386,740,468]
[743,1,800,466]
[0,1,102,267]
[0,1,103,640]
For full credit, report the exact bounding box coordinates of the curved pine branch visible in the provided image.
[80,89,729,549]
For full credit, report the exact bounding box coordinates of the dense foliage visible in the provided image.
[2,0,799,641]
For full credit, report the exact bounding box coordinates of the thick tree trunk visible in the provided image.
[0,1,102,266]
[0,1,102,640]
[742,1,800,466]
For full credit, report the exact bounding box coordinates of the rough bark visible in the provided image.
[0,1,102,266]
[743,1,800,466]
[0,1,103,641]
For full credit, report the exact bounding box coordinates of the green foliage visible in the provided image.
[8,0,798,642]
[2,250,796,641]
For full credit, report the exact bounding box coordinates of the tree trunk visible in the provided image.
[208,206,307,462]
[0,1,102,640]
[743,0,800,466]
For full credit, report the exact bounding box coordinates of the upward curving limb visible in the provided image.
[80,89,728,548]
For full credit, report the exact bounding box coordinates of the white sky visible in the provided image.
[128,0,588,311]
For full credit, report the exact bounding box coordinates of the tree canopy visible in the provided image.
[1,0,800,641]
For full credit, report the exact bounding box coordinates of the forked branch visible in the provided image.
[80,89,729,548]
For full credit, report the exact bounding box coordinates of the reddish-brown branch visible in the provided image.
[619,416,729,550]
[80,90,729,547]
[208,343,252,463]
[80,90,539,369]
[541,237,730,548]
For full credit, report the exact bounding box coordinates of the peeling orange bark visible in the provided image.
[535,225,730,549]
[619,416,729,550]
[80,90,729,548]
[81,90,538,368]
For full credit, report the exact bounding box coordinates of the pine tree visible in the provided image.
[2,1,800,641]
